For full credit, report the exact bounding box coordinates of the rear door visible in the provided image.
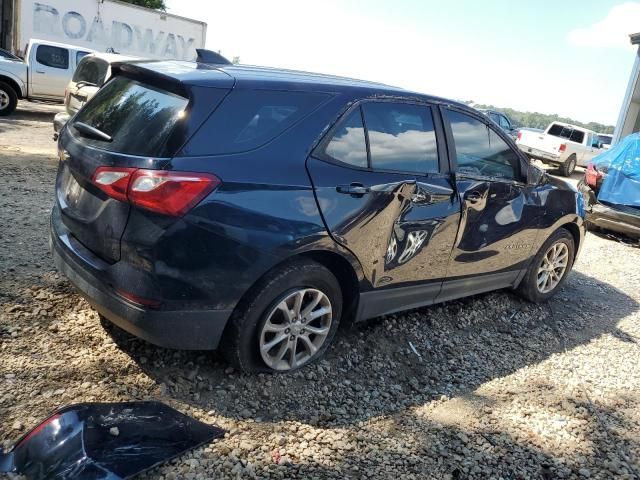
[308,99,460,312]
[439,107,538,299]
[29,44,71,98]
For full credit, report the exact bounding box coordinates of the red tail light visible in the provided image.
[128,170,220,216]
[559,143,567,152]
[585,163,602,188]
[92,167,136,202]
[517,131,522,141]
[91,167,220,216]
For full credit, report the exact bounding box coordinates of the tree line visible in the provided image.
[469,103,615,134]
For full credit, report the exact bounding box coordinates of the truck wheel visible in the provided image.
[220,260,343,373]
[0,81,18,116]
[517,227,575,303]
[559,155,577,177]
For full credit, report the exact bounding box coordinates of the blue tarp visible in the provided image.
[594,132,640,208]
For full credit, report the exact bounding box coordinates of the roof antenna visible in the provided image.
[196,49,231,65]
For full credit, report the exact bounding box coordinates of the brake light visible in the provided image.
[517,131,522,141]
[128,170,220,216]
[585,163,603,188]
[92,167,136,202]
[559,143,567,152]
[91,167,220,216]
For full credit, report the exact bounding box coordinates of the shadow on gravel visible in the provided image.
[102,268,638,426]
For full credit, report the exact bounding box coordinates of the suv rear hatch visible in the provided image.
[56,67,231,262]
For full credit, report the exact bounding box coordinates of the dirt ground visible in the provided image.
[1,102,639,479]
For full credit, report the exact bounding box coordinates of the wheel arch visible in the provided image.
[0,74,25,99]
[559,221,582,257]
[223,248,364,338]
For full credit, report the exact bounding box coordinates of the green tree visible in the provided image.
[119,0,167,11]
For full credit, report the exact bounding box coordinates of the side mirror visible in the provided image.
[0,402,224,479]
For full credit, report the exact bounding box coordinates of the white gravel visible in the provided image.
[1,103,639,479]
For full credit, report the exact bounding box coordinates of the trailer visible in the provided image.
[0,0,206,60]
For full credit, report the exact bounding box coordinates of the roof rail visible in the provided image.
[196,49,231,65]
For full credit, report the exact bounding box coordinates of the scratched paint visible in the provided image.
[23,1,204,60]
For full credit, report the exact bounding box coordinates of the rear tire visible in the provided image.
[0,81,18,116]
[517,228,575,303]
[559,155,577,177]
[220,260,343,373]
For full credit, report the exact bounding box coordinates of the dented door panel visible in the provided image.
[307,157,459,291]
[447,179,540,279]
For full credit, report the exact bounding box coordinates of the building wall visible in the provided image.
[614,47,640,144]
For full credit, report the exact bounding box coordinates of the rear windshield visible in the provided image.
[547,123,585,144]
[72,57,109,86]
[184,89,330,155]
[71,76,188,157]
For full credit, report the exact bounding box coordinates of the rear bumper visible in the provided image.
[518,145,562,164]
[50,210,232,350]
[577,180,640,239]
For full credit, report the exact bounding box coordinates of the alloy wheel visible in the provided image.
[259,288,332,371]
[536,242,569,293]
[0,90,9,111]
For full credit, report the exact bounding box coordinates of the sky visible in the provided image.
[165,0,640,126]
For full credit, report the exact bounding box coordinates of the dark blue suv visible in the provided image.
[51,60,585,372]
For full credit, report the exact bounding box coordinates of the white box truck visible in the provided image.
[0,0,206,114]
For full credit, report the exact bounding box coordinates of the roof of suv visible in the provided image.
[117,59,425,95]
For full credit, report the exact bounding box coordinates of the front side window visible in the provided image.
[71,76,189,156]
[447,109,520,181]
[324,109,367,168]
[36,45,69,69]
[362,102,439,174]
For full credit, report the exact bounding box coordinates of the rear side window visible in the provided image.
[570,129,585,143]
[547,123,584,144]
[36,45,69,69]
[324,109,368,168]
[72,57,108,86]
[362,102,439,173]
[71,76,188,157]
[188,90,330,155]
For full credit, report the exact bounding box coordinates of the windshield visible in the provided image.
[598,134,612,146]
[71,76,188,157]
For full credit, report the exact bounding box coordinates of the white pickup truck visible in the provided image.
[515,121,603,176]
[0,38,93,116]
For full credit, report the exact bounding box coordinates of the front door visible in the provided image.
[308,100,460,318]
[438,107,539,300]
[29,44,71,98]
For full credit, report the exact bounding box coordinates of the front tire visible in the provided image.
[220,260,342,373]
[517,228,575,303]
[0,81,18,116]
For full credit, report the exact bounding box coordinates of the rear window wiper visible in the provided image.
[74,122,112,142]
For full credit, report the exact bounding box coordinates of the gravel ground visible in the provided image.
[1,103,640,479]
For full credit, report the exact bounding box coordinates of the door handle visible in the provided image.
[336,183,370,196]
[465,191,482,202]
[35,70,45,74]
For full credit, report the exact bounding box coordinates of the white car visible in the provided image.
[0,39,94,116]
[53,53,139,138]
[515,121,603,176]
